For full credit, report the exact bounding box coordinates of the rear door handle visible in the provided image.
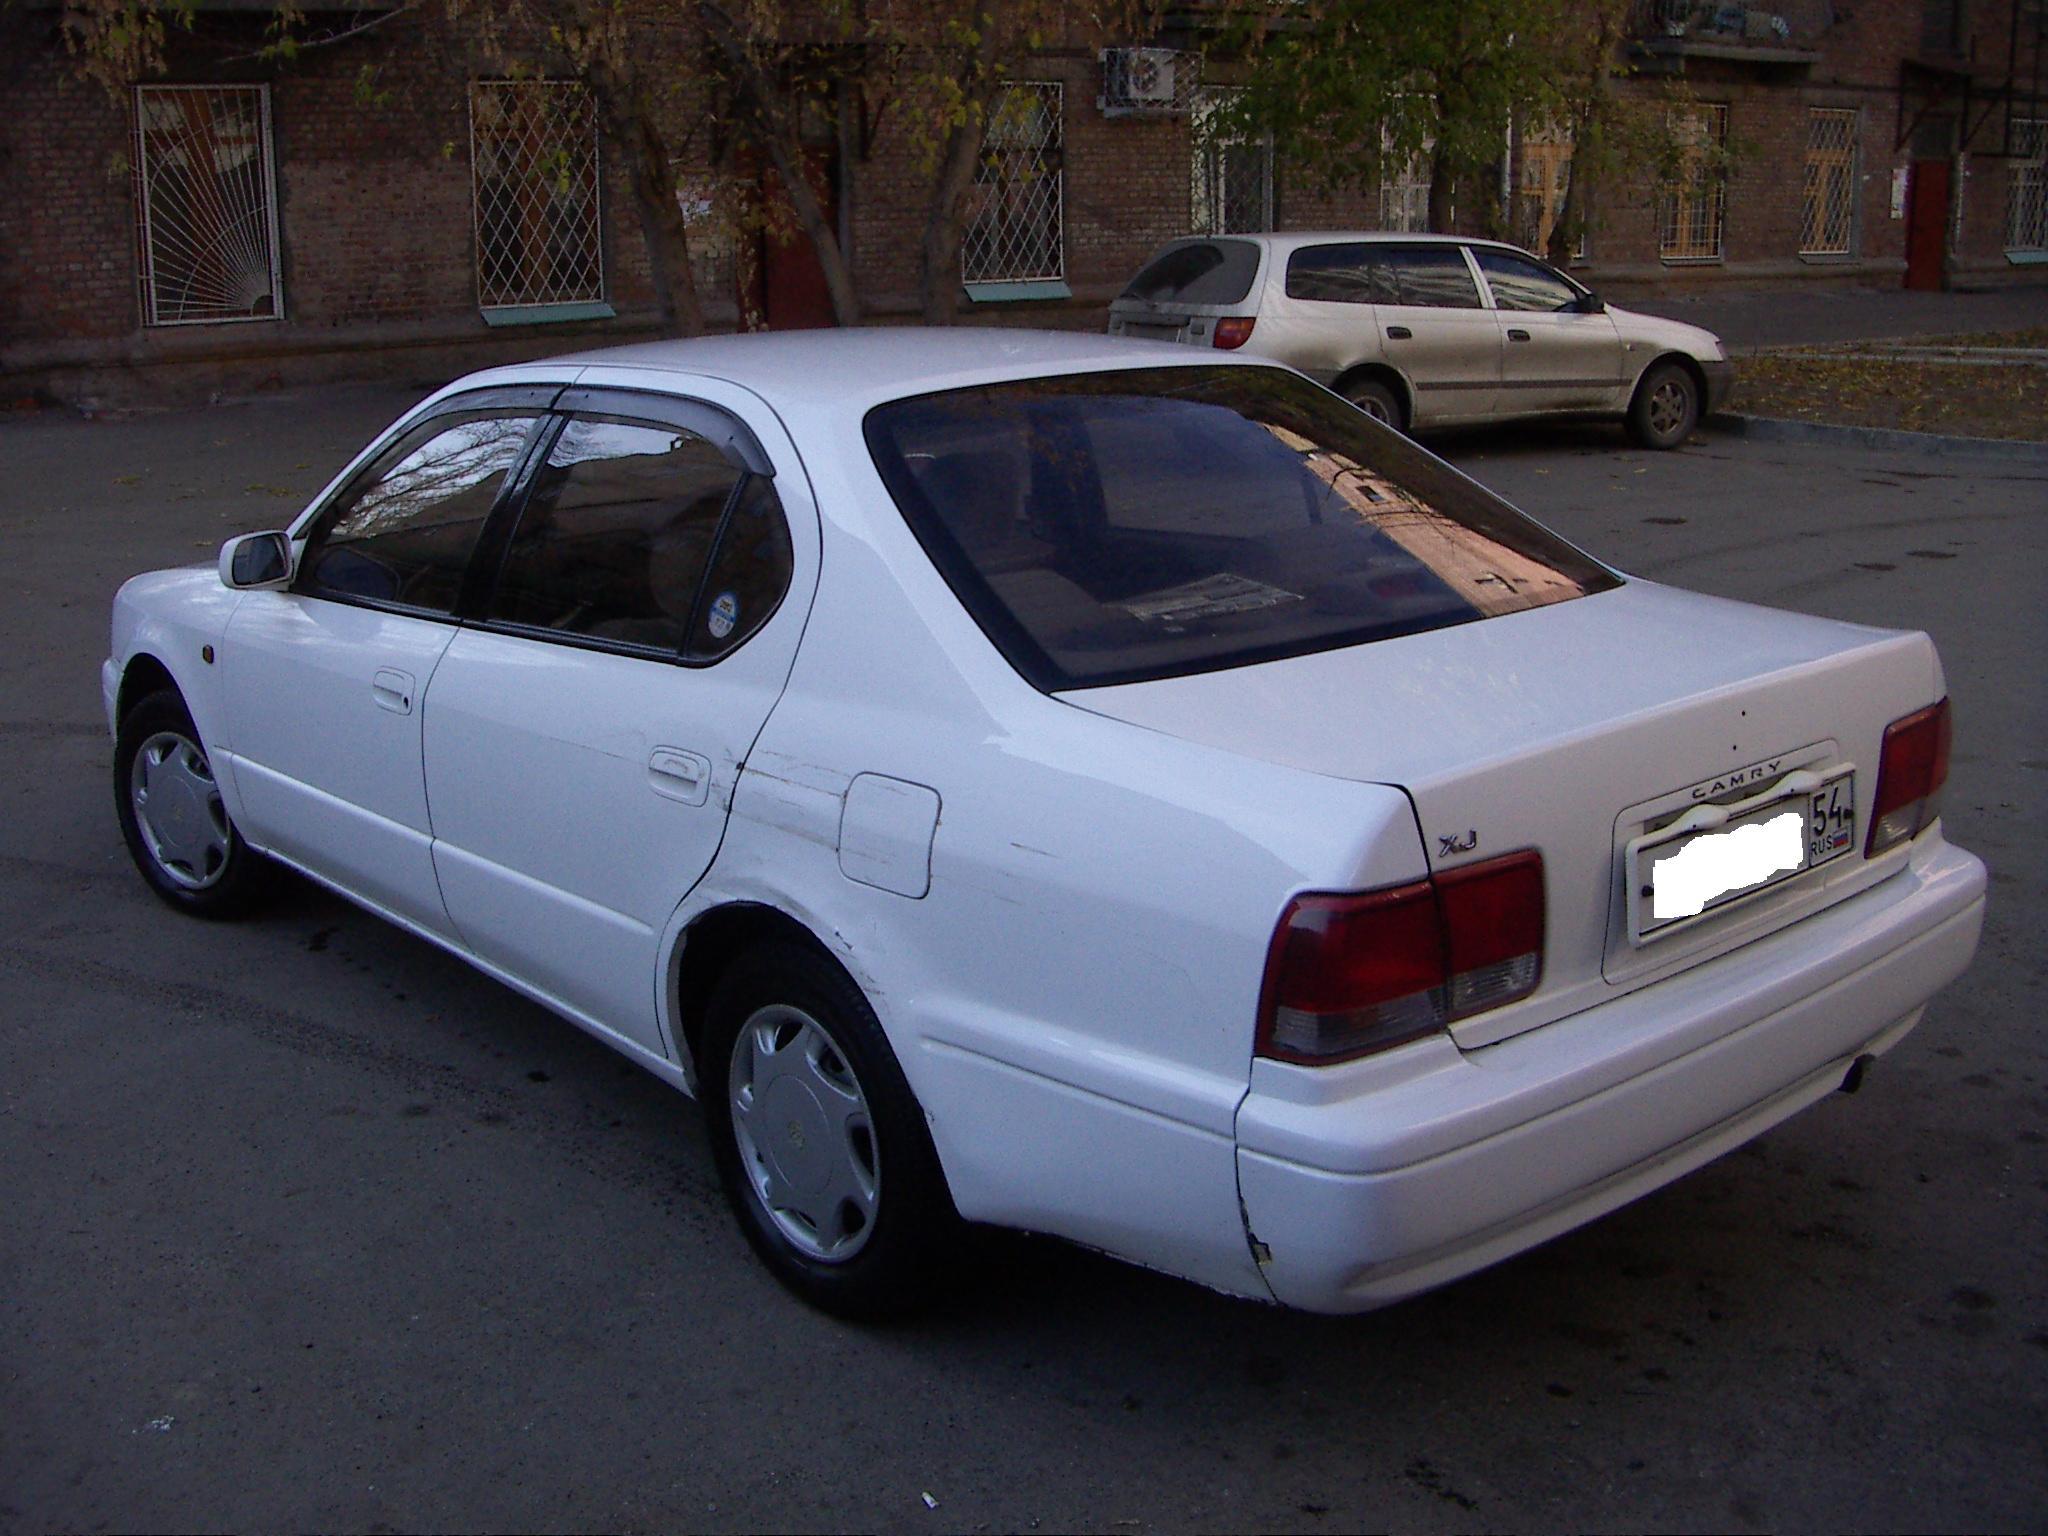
[648,747,712,807]
[372,668,415,715]
[1507,328,1533,342]
[1385,325,1413,340]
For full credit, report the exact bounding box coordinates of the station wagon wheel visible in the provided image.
[700,940,960,1318]
[1627,360,1701,450]
[1343,376,1407,433]
[114,688,261,917]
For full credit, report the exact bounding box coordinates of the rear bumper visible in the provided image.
[1235,834,1986,1312]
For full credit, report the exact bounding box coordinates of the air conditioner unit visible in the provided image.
[1100,47,1185,116]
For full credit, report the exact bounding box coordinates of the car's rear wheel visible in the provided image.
[114,688,261,917]
[700,940,961,1319]
[1343,376,1407,432]
[1627,361,1701,450]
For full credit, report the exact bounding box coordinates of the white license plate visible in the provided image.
[1123,322,1183,341]
[1630,772,1855,942]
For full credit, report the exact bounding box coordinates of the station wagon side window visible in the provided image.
[482,409,793,662]
[1473,249,1581,313]
[1284,244,1390,305]
[1379,246,1483,308]
[295,409,542,614]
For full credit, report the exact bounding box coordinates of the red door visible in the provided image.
[1903,159,1950,291]
[755,150,840,330]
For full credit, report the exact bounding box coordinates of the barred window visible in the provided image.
[133,85,283,326]
[1514,125,1585,261]
[470,82,604,311]
[1191,89,1273,235]
[1661,104,1729,263]
[1378,123,1433,233]
[964,83,1065,286]
[1801,108,1858,256]
[2008,119,2047,252]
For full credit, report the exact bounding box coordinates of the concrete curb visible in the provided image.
[1707,411,2048,463]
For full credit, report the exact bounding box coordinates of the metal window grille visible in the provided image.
[2008,119,2048,251]
[964,83,1065,284]
[1514,128,1586,260]
[1378,123,1433,232]
[1660,103,1729,262]
[470,81,604,310]
[133,85,283,326]
[1191,89,1273,234]
[1800,108,1857,255]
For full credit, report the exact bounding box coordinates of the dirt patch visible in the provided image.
[1730,334,2048,442]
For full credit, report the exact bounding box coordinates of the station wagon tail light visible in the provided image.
[1257,851,1545,1064]
[1212,317,1256,350]
[1866,697,1951,857]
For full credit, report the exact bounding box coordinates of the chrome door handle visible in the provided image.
[1507,328,1532,342]
[648,747,712,807]
[371,668,415,715]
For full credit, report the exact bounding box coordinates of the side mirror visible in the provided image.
[1576,292,1606,314]
[219,531,292,590]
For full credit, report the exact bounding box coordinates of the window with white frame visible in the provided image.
[133,85,283,326]
[1378,123,1433,232]
[470,81,604,311]
[1661,103,1729,262]
[1515,124,1585,260]
[1191,89,1273,234]
[1801,108,1858,256]
[2008,118,2047,252]
[964,82,1065,286]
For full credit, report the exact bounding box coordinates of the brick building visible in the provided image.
[1,0,2041,405]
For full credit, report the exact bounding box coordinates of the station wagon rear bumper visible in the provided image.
[1234,833,1986,1312]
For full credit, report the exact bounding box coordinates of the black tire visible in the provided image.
[1627,360,1701,450]
[114,687,262,918]
[1343,375,1407,432]
[699,940,962,1320]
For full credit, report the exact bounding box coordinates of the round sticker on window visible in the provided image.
[706,591,740,640]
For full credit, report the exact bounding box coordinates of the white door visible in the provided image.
[1471,247,1624,416]
[422,393,812,1054]
[223,402,549,936]
[1366,244,1503,425]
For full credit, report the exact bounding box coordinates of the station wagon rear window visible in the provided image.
[865,366,1620,691]
[1119,240,1262,306]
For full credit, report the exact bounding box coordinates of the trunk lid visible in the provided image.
[1061,580,1942,1047]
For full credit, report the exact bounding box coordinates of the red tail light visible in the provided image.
[1866,697,1951,857]
[1212,317,1256,350]
[1257,851,1545,1065]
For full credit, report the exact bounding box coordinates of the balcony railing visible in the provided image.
[1630,1,1830,59]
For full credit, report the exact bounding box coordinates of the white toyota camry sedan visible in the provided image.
[105,330,1986,1318]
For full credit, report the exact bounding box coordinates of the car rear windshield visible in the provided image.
[1119,241,1262,306]
[864,366,1621,691]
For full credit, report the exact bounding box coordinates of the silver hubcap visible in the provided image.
[1648,379,1692,437]
[130,731,232,890]
[1354,392,1393,425]
[728,1005,878,1263]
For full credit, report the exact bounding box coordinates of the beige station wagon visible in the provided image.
[1108,233,1734,449]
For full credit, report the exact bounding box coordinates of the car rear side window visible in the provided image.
[297,410,539,614]
[1285,244,1389,304]
[1120,240,1262,305]
[866,366,1619,691]
[1380,246,1483,308]
[486,415,743,653]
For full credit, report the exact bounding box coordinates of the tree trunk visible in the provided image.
[1427,135,1457,233]
[921,6,1003,326]
[585,67,706,336]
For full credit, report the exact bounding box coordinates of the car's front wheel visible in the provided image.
[114,688,261,917]
[1627,361,1701,450]
[700,940,961,1319]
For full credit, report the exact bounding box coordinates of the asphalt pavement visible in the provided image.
[2,388,2043,1532]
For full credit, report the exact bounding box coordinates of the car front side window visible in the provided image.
[296,409,541,614]
[1474,250,1581,313]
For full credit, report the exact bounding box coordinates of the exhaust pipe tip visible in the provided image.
[1839,1053,1877,1095]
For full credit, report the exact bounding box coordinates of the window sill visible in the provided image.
[963,280,1072,303]
[1797,250,1856,262]
[480,301,617,327]
[1658,255,1726,266]
[2005,248,2048,265]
